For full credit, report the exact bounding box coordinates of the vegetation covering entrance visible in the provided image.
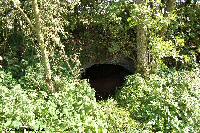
[0,0,199,132]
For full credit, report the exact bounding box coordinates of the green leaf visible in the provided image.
[12,120,22,128]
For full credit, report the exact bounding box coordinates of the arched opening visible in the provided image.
[81,64,133,100]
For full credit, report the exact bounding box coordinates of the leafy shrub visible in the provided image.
[0,79,97,132]
[18,63,48,91]
[116,69,200,132]
[0,74,138,132]
[0,70,17,88]
[97,99,138,132]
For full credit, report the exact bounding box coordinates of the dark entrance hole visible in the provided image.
[81,64,132,100]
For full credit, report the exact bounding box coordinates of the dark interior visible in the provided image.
[81,64,132,100]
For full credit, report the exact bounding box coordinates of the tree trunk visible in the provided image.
[136,24,148,75]
[32,0,54,92]
[135,0,149,76]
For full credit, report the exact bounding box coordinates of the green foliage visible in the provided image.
[65,1,138,62]
[0,71,138,132]
[97,99,138,132]
[175,4,200,51]
[19,63,48,91]
[0,0,200,132]
[0,80,95,131]
[161,4,200,68]
[0,70,17,88]
[117,69,200,132]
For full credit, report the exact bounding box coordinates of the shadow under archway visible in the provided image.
[81,64,133,100]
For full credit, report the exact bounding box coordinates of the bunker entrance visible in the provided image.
[81,64,132,100]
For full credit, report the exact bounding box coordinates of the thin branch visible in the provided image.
[11,0,34,30]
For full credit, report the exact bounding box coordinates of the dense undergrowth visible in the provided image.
[0,0,200,132]
[117,68,200,132]
[0,69,138,132]
[0,67,200,132]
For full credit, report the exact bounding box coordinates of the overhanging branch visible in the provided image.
[11,0,34,30]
